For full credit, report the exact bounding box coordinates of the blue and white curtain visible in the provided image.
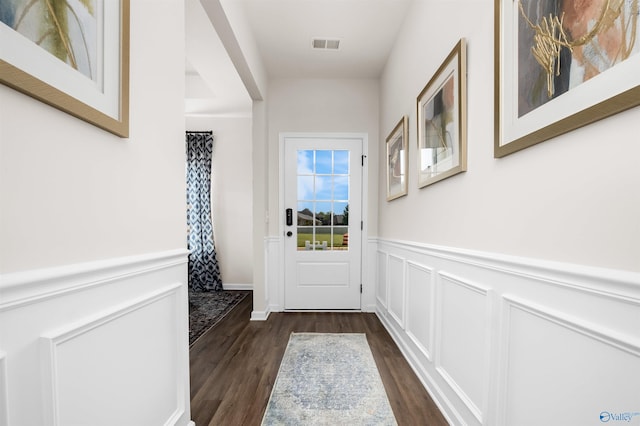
[186,131,223,291]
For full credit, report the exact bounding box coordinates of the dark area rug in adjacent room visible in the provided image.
[189,290,251,346]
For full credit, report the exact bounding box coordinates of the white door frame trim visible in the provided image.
[277,132,369,311]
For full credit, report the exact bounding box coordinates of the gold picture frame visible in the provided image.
[386,116,408,201]
[417,38,467,188]
[0,1,130,137]
[495,0,640,157]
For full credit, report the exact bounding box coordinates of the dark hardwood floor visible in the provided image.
[189,295,448,425]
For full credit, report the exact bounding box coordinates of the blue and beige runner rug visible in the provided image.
[262,333,397,425]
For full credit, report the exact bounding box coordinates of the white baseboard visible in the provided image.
[362,303,377,313]
[223,283,253,291]
[250,308,270,321]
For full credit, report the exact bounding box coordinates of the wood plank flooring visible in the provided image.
[190,295,448,425]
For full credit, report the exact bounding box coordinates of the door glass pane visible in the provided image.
[297,150,314,174]
[315,176,333,200]
[315,150,332,174]
[297,176,314,200]
[315,202,332,225]
[297,202,314,226]
[296,149,350,251]
[334,151,349,174]
[334,226,348,250]
[297,226,314,250]
[333,176,349,200]
[333,202,348,225]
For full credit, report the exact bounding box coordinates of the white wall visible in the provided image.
[267,78,380,235]
[0,1,192,424]
[255,78,380,317]
[375,2,640,425]
[0,2,187,274]
[251,99,269,315]
[379,0,640,273]
[186,116,254,287]
[220,0,268,98]
[214,0,270,310]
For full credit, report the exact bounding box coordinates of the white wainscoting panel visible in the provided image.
[0,352,7,426]
[499,296,640,426]
[0,249,192,426]
[387,255,406,327]
[41,284,183,426]
[360,239,378,312]
[373,238,640,426]
[406,261,434,362]
[436,272,491,423]
[376,250,388,308]
[263,236,281,317]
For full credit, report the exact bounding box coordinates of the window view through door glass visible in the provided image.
[297,150,349,251]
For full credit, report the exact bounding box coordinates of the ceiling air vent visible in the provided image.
[312,38,340,50]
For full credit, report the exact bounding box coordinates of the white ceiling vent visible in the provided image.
[312,38,341,50]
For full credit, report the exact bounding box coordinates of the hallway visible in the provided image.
[189,296,448,425]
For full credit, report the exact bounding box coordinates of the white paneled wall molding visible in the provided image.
[252,236,280,320]
[0,249,193,426]
[0,249,189,311]
[372,238,640,426]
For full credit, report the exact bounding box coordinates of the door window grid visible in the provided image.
[296,150,350,251]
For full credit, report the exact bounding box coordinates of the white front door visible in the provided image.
[283,135,363,310]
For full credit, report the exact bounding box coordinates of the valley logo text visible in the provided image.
[600,411,640,423]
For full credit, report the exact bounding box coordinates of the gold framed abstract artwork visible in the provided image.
[495,0,640,157]
[386,116,408,201]
[417,38,467,188]
[0,0,130,137]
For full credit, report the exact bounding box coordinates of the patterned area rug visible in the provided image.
[189,290,250,346]
[262,333,397,425]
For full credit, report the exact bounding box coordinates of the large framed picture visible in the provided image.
[495,0,640,157]
[0,0,130,137]
[386,116,408,201]
[417,38,467,188]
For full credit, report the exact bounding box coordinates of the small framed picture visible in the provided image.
[417,38,467,188]
[386,116,408,201]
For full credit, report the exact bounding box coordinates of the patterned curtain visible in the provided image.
[186,131,223,291]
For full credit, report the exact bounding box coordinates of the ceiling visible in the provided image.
[185,0,412,117]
